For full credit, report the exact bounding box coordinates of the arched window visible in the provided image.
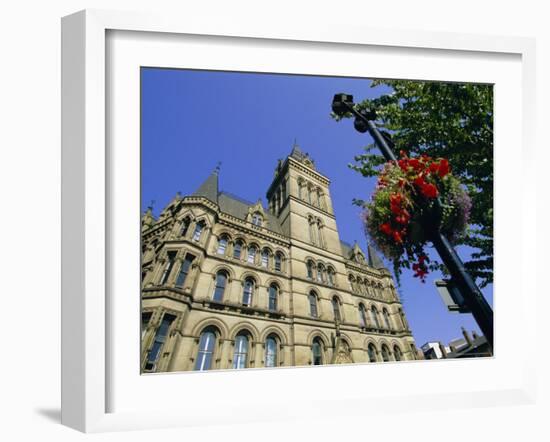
[180,217,191,236]
[242,278,255,306]
[265,335,278,368]
[261,249,270,268]
[175,254,195,288]
[368,343,377,362]
[274,252,283,272]
[308,291,318,318]
[252,212,263,227]
[393,346,403,362]
[317,263,325,283]
[382,309,392,330]
[212,271,228,302]
[327,267,335,286]
[232,332,250,369]
[381,344,391,362]
[356,278,364,295]
[247,245,257,264]
[233,240,243,259]
[217,235,228,255]
[370,306,381,329]
[358,303,367,328]
[348,275,356,292]
[194,327,217,371]
[332,297,341,323]
[192,220,205,242]
[268,284,278,311]
[306,260,314,279]
[312,338,324,365]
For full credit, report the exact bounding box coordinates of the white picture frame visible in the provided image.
[61,9,537,433]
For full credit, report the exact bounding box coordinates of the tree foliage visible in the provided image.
[336,80,493,287]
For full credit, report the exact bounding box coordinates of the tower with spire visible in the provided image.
[139,143,418,374]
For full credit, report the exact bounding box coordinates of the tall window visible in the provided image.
[247,246,257,264]
[332,297,341,323]
[242,278,255,306]
[268,284,278,311]
[175,254,194,287]
[261,249,269,268]
[217,235,228,255]
[317,264,325,283]
[232,333,249,369]
[307,186,313,205]
[394,346,403,361]
[274,252,282,272]
[180,217,191,236]
[308,292,318,318]
[383,309,392,330]
[327,268,335,285]
[160,251,177,285]
[141,312,152,339]
[358,303,367,328]
[370,306,381,329]
[381,345,391,362]
[233,240,243,259]
[312,338,323,365]
[368,343,377,363]
[265,335,278,368]
[298,180,303,199]
[212,271,228,302]
[308,217,316,245]
[145,313,175,371]
[252,213,263,227]
[315,188,321,207]
[194,328,217,371]
[192,220,205,242]
[399,309,408,330]
[306,260,314,279]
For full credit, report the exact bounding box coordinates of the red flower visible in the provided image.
[429,161,440,174]
[392,231,403,243]
[438,158,450,178]
[380,223,393,236]
[409,158,422,171]
[398,159,408,171]
[421,183,438,199]
[414,176,426,188]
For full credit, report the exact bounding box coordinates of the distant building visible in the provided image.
[421,327,491,360]
[140,145,418,373]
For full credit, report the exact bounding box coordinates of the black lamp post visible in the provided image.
[332,93,494,350]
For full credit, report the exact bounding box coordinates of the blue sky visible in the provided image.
[141,67,493,347]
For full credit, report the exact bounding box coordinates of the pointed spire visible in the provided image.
[141,206,156,232]
[367,243,386,270]
[193,166,219,204]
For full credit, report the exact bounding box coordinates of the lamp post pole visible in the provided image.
[332,94,493,350]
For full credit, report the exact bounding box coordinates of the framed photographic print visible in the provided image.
[61,9,537,433]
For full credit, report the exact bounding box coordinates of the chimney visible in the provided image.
[461,327,472,347]
[438,342,447,359]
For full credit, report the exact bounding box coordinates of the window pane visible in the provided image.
[309,294,318,317]
[213,272,227,302]
[312,340,322,365]
[265,337,277,367]
[192,222,204,241]
[160,251,177,285]
[217,237,227,255]
[233,242,242,259]
[232,335,248,369]
[261,250,269,268]
[274,254,282,271]
[268,286,278,311]
[175,255,194,287]
[247,247,256,263]
[242,280,253,306]
[195,331,215,371]
[147,314,175,366]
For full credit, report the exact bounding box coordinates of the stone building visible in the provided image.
[140,145,419,373]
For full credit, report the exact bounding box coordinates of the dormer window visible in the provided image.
[252,213,263,227]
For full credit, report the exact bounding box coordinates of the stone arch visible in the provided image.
[229,321,261,342]
[306,329,331,347]
[259,325,289,344]
[191,317,229,340]
[210,264,236,281]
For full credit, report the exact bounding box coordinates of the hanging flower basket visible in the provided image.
[362,151,472,282]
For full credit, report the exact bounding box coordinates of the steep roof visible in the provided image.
[192,170,219,204]
[367,244,386,270]
[218,192,284,235]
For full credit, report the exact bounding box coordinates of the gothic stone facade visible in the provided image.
[141,146,419,373]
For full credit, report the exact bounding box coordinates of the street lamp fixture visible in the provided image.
[331,93,494,350]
